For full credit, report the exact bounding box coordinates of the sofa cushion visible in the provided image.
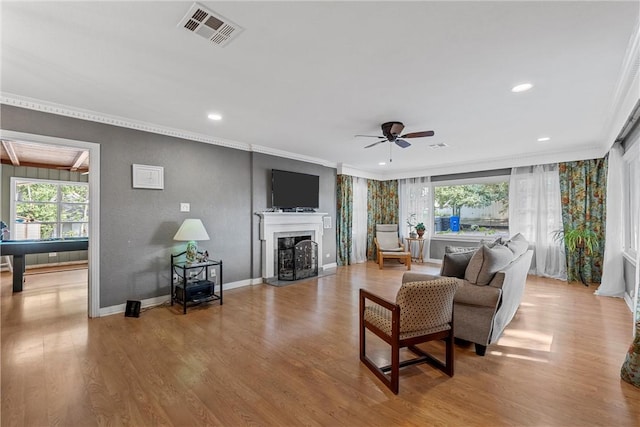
[445,245,477,254]
[505,233,529,258]
[441,251,475,278]
[464,244,514,285]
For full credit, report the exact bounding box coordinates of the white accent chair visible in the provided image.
[374,224,411,270]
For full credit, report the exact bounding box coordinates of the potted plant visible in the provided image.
[415,222,426,238]
[553,226,599,285]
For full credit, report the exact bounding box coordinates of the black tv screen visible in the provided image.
[272,169,319,210]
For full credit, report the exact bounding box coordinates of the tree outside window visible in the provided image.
[433,181,509,237]
[12,178,89,240]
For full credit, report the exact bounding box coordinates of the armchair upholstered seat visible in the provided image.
[374,224,411,270]
[359,277,460,394]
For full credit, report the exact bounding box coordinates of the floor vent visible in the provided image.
[178,2,244,47]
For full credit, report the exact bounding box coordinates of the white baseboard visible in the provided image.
[98,268,341,316]
[99,294,170,317]
[98,278,255,317]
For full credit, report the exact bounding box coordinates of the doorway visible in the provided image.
[0,129,100,317]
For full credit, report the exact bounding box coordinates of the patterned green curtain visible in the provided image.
[558,157,608,283]
[367,179,399,260]
[336,175,353,266]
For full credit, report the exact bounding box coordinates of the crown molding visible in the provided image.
[250,144,337,168]
[603,20,640,151]
[339,144,605,181]
[0,93,610,178]
[1,93,339,170]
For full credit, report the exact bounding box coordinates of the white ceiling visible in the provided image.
[2,1,639,178]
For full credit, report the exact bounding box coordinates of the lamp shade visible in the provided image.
[173,219,210,242]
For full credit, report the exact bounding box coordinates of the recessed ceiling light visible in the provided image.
[207,113,222,121]
[378,162,386,166]
[537,137,551,142]
[511,83,533,93]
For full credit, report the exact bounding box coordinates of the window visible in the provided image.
[10,178,89,240]
[624,145,640,258]
[433,177,509,238]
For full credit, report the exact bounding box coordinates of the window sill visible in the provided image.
[431,233,508,242]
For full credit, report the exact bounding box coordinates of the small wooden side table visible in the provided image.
[405,237,426,263]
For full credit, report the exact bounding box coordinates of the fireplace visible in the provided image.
[256,212,327,280]
[277,236,318,280]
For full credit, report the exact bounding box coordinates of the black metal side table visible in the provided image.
[171,251,223,314]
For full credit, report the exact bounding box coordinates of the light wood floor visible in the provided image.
[1,262,639,426]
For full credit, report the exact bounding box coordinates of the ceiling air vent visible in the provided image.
[178,3,244,47]
[429,143,449,149]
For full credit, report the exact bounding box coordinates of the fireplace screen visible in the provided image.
[278,236,318,281]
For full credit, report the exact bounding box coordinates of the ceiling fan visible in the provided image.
[356,121,435,149]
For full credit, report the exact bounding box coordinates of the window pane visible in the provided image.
[15,182,57,202]
[61,184,89,203]
[434,182,509,237]
[61,223,89,238]
[15,202,57,223]
[61,203,89,222]
[12,222,56,239]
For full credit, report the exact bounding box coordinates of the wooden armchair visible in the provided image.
[374,224,411,270]
[359,277,459,394]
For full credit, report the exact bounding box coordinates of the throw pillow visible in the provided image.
[465,244,514,285]
[440,251,476,278]
[480,236,505,247]
[445,245,477,254]
[505,233,529,258]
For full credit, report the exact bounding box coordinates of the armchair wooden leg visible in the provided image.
[445,333,455,376]
[390,341,400,394]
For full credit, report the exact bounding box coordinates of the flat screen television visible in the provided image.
[271,169,319,211]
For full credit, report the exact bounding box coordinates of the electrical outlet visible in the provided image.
[326,253,330,258]
[210,269,216,278]
[180,202,190,212]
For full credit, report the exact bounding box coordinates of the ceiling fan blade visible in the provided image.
[355,134,384,139]
[364,140,386,149]
[395,139,411,148]
[401,130,435,138]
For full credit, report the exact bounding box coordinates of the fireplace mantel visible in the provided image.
[256,212,327,279]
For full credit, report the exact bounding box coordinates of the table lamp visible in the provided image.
[173,219,210,263]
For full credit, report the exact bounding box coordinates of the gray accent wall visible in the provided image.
[1,105,337,308]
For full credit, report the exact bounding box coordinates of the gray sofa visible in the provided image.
[402,234,533,356]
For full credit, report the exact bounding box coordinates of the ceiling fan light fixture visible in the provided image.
[378,162,386,166]
[512,82,534,93]
[207,113,222,121]
[537,136,551,142]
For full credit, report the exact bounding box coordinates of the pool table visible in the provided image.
[0,238,89,292]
